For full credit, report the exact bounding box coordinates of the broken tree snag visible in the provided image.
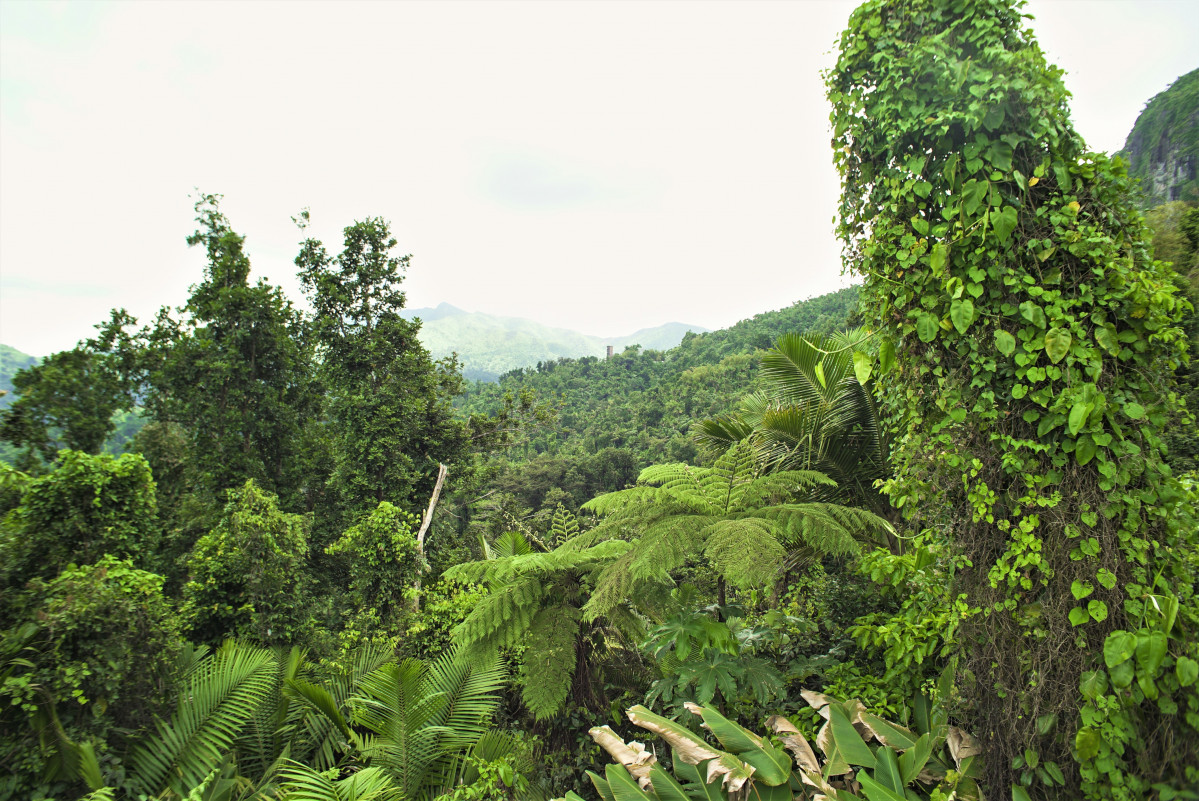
[412,462,448,612]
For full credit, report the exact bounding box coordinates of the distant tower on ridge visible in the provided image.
[606,345,614,359]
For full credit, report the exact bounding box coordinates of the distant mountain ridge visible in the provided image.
[0,344,38,409]
[400,303,710,381]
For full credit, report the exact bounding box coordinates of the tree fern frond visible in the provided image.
[519,605,582,720]
[452,575,546,650]
[129,641,278,798]
[627,515,712,582]
[702,518,787,590]
[751,502,888,553]
[582,486,672,516]
[741,469,838,506]
[583,549,643,622]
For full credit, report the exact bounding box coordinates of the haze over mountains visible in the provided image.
[400,303,710,381]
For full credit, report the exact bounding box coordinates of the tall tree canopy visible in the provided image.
[144,195,317,506]
[296,217,469,522]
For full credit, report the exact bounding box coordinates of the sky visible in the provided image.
[1,0,1197,357]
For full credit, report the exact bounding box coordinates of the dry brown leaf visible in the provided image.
[947,726,982,768]
[626,707,723,765]
[766,714,820,774]
[589,725,657,788]
[801,689,836,720]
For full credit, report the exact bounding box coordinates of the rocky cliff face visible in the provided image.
[1121,68,1199,207]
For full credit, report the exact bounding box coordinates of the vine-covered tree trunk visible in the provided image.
[828,1,1198,797]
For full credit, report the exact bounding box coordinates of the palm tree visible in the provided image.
[693,329,895,532]
[66,641,509,801]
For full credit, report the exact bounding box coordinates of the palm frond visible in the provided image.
[277,762,402,801]
[129,641,278,798]
[425,646,505,748]
[353,660,448,797]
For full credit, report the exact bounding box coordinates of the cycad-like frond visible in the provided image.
[277,763,402,801]
[486,530,535,559]
[129,641,278,798]
[519,604,583,720]
[760,332,847,407]
[425,647,505,749]
[692,418,747,458]
[353,661,448,797]
[235,645,305,785]
[286,645,393,771]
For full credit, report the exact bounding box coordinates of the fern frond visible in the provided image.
[702,518,787,590]
[627,515,713,582]
[583,549,643,622]
[741,469,838,507]
[129,641,277,798]
[581,486,666,516]
[751,502,889,554]
[452,575,547,651]
[519,604,582,719]
[549,506,581,543]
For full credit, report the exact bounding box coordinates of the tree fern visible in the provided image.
[128,640,278,797]
[520,605,583,719]
[446,508,640,720]
[582,442,893,621]
[694,330,894,527]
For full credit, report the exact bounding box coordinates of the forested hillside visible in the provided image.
[400,303,710,382]
[1,3,1197,801]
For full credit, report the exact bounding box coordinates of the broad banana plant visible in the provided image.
[559,688,982,801]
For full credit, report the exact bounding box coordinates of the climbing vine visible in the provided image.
[828,0,1198,797]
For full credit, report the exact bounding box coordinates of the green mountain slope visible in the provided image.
[0,344,39,409]
[1121,67,1199,207]
[458,286,862,485]
[402,303,710,381]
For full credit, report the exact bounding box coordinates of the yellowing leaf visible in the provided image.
[1028,176,1039,187]
[1044,328,1071,363]
[994,329,1016,356]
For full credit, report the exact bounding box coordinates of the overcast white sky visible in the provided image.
[2,0,1196,356]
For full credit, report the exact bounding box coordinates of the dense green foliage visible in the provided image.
[828,0,1198,797]
[1,4,1195,799]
